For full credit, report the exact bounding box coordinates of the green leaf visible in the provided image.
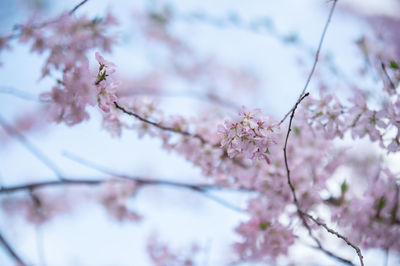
[376,197,386,211]
[389,60,399,70]
[340,181,348,194]
[259,221,270,231]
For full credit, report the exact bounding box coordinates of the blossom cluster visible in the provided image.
[218,106,279,163]
[2,2,400,266]
[147,235,199,266]
[99,180,141,222]
[331,167,400,251]
[1,12,118,125]
[234,198,295,261]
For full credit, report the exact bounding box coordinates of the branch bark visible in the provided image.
[0,231,27,266]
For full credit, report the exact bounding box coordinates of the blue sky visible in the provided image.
[0,0,398,265]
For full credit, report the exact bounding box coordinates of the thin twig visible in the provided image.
[301,212,364,266]
[0,179,102,193]
[114,102,249,169]
[283,92,310,209]
[279,0,338,125]
[7,0,89,40]
[282,92,353,266]
[306,243,355,265]
[282,92,364,266]
[69,0,89,15]
[63,152,247,212]
[0,231,27,266]
[114,101,207,143]
[383,248,389,266]
[279,1,364,264]
[380,62,396,90]
[190,187,245,213]
[0,115,65,180]
[0,87,47,103]
[0,176,246,213]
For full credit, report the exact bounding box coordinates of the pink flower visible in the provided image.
[94,52,118,113]
[219,106,279,163]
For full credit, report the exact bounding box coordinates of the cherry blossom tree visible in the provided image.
[0,0,399,265]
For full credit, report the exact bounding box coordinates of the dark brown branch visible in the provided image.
[0,177,221,194]
[0,231,27,266]
[114,101,207,143]
[279,0,338,125]
[8,0,89,40]
[283,92,310,213]
[279,2,364,262]
[0,177,246,213]
[63,152,248,212]
[380,62,396,91]
[0,115,65,180]
[307,243,355,265]
[114,103,250,170]
[0,179,102,193]
[281,93,352,265]
[282,92,364,265]
[69,0,89,15]
[301,212,364,265]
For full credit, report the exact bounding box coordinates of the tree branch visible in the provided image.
[114,102,249,170]
[279,0,338,125]
[0,176,246,213]
[301,212,363,266]
[114,101,208,144]
[0,115,65,180]
[282,92,364,265]
[278,1,364,264]
[0,231,27,266]
[69,0,89,15]
[7,0,90,40]
[63,152,248,212]
[380,62,396,91]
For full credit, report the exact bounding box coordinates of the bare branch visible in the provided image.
[63,152,248,212]
[278,1,364,264]
[282,92,364,265]
[306,243,355,265]
[0,231,27,266]
[0,176,246,213]
[301,212,364,266]
[279,0,338,125]
[114,103,250,170]
[380,62,396,91]
[69,0,89,15]
[0,179,102,193]
[0,115,65,180]
[7,0,90,40]
[114,101,208,143]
